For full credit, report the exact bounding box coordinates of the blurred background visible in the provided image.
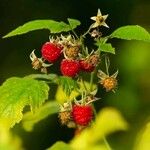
[0,0,150,150]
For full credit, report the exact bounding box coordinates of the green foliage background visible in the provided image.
[0,0,150,150]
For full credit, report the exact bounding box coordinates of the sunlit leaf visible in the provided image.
[0,124,24,150]
[47,141,72,150]
[22,101,59,131]
[0,77,49,128]
[71,107,128,150]
[111,25,150,42]
[134,122,150,150]
[55,80,97,103]
[55,86,79,103]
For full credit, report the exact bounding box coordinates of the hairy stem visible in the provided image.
[82,24,93,37]
[71,29,79,40]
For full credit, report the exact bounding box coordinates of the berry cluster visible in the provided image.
[30,35,100,77]
[29,9,118,133]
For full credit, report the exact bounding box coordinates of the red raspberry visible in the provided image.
[60,59,80,77]
[72,105,93,126]
[41,42,62,63]
[79,60,95,72]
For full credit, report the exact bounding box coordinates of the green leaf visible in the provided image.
[71,107,128,150]
[47,141,72,150]
[111,25,150,42]
[134,122,150,150]
[0,77,49,128]
[55,81,97,103]
[67,18,81,30]
[25,73,58,82]
[22,101,59,131]
[0,124,23,150]
[98,42,115,54]
[58,76,79,96]
[55,85,79,103]
[3,19,79,38]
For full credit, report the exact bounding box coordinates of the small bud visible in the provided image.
[90,29,102,38]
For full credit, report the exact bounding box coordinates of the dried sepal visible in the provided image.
[60,34,81,59]
[59,102,72,112]
[30,50,51,73]
[59,102,73,126]
[97,70,108,80]
[90,29,102,38]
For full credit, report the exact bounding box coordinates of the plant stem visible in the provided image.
[71,29,79,39]
[81,77,88,92]
[80,36,87,56]
[103,137,112,150]
[105,56,110,76]
[82,24,93,37]
[90,72,95,92]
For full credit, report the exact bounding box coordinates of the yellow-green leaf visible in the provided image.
[22,101,59,131]
[0,77,49,128]
[71,107,128,150]
[134,122,150,150]
[55,81,97,103]
[47,141,72,150]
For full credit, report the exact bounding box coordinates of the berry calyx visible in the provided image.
[41,42,62,63]
[60,59,80,77]
[72,104,93,126]
[64,46,80,59]
[100,77,117,92]
[58,111,71,125]
[79,59,95,72]
[88,54,99,66]
[79,54,99,72]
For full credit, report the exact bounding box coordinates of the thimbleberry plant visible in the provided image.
[1,8,150,150]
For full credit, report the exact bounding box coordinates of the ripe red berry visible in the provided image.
[72,105,93,126]
[79,60,95,72]
[41,42,62,63]
[60,59,80,77]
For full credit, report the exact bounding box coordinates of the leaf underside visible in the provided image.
[22,101,60,131]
